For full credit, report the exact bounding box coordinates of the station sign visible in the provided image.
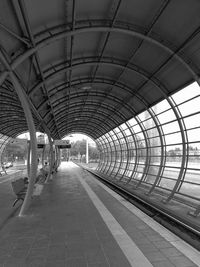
[37,144,45,149]
[54,139,71,149]
[37,138,46,148]
[57,144,71,149]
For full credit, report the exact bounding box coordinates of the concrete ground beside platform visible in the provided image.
[0,162,199,267]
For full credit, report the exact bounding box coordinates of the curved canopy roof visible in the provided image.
[0,0,200,139]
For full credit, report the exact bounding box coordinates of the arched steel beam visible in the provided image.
[36,74,146,129]
[57,121,107,139]
[48,77,150,135]
[57,124,109,140]
[52,115,112,133]
[111,126,127,179]
[29,57,147,96]
[62,131,96,142]
[53,108,123,128]
[40,91,133,112]
[28,55,188,102]
[0,93,20,101]
[53,104,120,117]
[28,51,176,121]
[41,91,136,123]
[0,21,199,87]
[1,129,28,139]
[55,110,124,134]
[0,122,27,132]
[48,102,128,134]
[0,48,52,139]
[87,75,184,198]
[59,128,101,140]
[98,132,115,174]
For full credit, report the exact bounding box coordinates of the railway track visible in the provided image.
[81,166,200,251]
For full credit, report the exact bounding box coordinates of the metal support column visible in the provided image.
[56,147,61,168]
[42,145,45,167]
[45,133,54,182]
[10,73,38,216]
[86,139,89,164]
[27,140,31,178]
[0,49,38,215]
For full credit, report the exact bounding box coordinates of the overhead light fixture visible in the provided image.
[80,85,92,90]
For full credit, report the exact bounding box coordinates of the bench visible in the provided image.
[11,178,27,206]
[0,165,7,176]
[35,168,48,184]
[40,168,49,178]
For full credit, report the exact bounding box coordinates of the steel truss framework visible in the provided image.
[1,1,200,216]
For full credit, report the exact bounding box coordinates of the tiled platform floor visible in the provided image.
[0,162,199,267]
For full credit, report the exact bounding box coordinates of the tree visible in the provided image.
[3,142,27,161]
[65,139,99,161]
[70,139,86,157]
[89,145,99,161]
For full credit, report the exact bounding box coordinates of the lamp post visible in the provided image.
[86,138,89,164]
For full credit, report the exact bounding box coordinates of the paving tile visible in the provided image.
[65,257,88,267]
[49,231,67,244]
[138,243,159,253]
[85,246,107,264]
[46,245,66,261]
[153,240,174,249]
[133,237,153,245]
[145,251,168,262]
[4,259,27,267]
[147,234,165,242]
[66,243,85,259]
[45,260,66,267]
[32,237,50,248]
[88,262,109,267]
[152,260,176,267]
[107,254,131,267]
[0,163,198,267]
[169,255,197,267]
[26,247,48,259]
[0,254,10,264]
[160,247,183,258]
[66,230,84,244]
[12,237,34,249]
[25,257,46,267]
[83,237,102,249]
[10,248,30,259]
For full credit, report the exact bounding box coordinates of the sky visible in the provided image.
[18,132,96,145]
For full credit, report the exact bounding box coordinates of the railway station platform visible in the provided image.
[0,162,200,267]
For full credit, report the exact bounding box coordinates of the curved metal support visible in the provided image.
[106,131,118,176]
[124,122,139,185]
[118,124,132,182]
[162,97,187,203]
[41,145,45,167]
[102,133,114,175]
[10,73,38,216]
[55,146,60,169]
[4,22,200,84]
[113,127,124,180]
[95,139,103,172]
[146,108,166,195]
[0,46,40,217]
[27,140,31,178]
[134,116,151,188]
[45,133,54,182]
